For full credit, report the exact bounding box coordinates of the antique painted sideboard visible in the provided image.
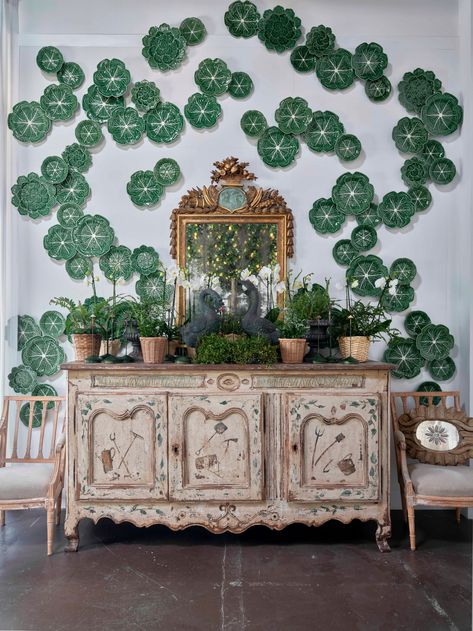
[62,362,392,552]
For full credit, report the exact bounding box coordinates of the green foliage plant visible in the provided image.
[50,296,109,336]
[195,334,277,365]
[128,298,168,338]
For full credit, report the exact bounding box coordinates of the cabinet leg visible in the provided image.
[375,520,391,553]
[64,520,80,552]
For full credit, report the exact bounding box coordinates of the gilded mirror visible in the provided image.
[171,158,294,322]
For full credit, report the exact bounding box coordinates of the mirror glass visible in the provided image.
[416,420,460,451]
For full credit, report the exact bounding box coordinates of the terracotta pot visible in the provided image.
[279,338,307,364]
[140,337,167,364]
[99,339,121,356]
[338,336,371,362]
[72,333,102,361]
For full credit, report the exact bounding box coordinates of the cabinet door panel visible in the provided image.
[286,394,380,501]
[169,394,264,501]
[76,393,167,500]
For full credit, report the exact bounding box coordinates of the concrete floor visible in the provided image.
[0,510,470,631]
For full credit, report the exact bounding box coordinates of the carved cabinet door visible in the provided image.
[285,394,381,502]
[168,394,264,501]
[76,393,167,500]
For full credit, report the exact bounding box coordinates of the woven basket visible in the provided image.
[279,338,307,364]
[339,336,371,362]
[140,337,167,364]
[72,333,102,361]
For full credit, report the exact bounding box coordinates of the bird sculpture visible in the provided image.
[180,288,223,348]
[239,280,279,344]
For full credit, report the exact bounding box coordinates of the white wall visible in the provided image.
[4,0,472,508]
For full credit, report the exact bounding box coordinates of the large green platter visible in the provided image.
[93,58,131,98]
[316,48,355,90]
[405,310,431,338]
[334,134,362,161]
[99,245,133,281]
[18,315,42,351]
[11,173,56,219]
[416,324,454,361]
[351,42,388,81]
[430,158,456,185]
[36,46,64,73]
[65,254,93,280]
[131,80,161,113]
[275,97,312,135]
[350,225,377,252]
[290,46,317,73]
[392,117,428,154]
[228,72,254,99]
[257,6,302,53]
[390,258,417,284]
[240,110,267,137]
[75,120,103,147]
[407,186,432,212]
[39,310,65,338]
[194,58,232,96]
[72,215,115,257]
[131,245,160,276]
[8,101,51,143]
[347,255,389,297]
[43,224,77,261]
[384,338,424,379]
[41,156,69,184]
[179,17,207,46]
[145,102,184,144]
[40,84,78,121]
[55,171,90,206]
[224,1,260,38]
[401,157,428,187]
[421,92,463,136]
[309,198,346,234]
[184,93,222,129]
[364,76,391,102]
[57,62,85,90]
[154,158,181,186]
[378,192,415,228]
[82,85,125,123]
[428,357,456,381]
[107,107,145,145]
[304,111,344,152]
[331,172,374,215]
[62,143,92,173]
[381,284,415,312]
[142,24,187,72]
[127,170,164,207]
[398,68,442,114]
[22,335,64,376]
[8,365,37,394]
[257,126,299,168]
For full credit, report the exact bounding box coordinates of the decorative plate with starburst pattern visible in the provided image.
[93,58,131,98]
[347,255,389,297]
[184,93,222,129]
[11,173,57,219]
[332,239,359,267]
[228,72,254,99]
[145,102,184,144]
[335,134,362,161]
[179,17,207,45]
[131,245,160,276]
[405,310,431,338]
[107,107,145,145]
[275,96,312,135]
[240,110,267,137]
[351,225,377,252]
[154,158,181,186]
[57,62,85,89]
[127,170,164,207]
[99,245,133,281]
[43,224,77,261]
[36,46,64,73]
[66,254,93,280]
[8,365,37,394]
[416,324,454,360]
[17,315,42,351]
[304,110,344,152]
[41,156,69,184]
[257,126,300,167]
[352,42,388,81]
[72,215,115,257]
[8,101,51,143]
[421,92,463,136]
[331,172,374,215]
[392,117,428,153]
[290,46,317,73]
[384,338,424,379]
[40,84,78,121]
[194,58,232,96]
[364,76,391,102]
[55,171,90,206]
[378,191,415,228]
[82,85,124,123]
[316,48,355,90]
[75,120,103,147]
[40,311,66,338]
[22,335,64,376]
[225,1,260,38]
[309,198,346,234]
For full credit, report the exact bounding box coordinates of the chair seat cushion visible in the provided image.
[0,463,53,501]
[408,462,473,497]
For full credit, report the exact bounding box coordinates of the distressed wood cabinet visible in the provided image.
[62,362,392,552]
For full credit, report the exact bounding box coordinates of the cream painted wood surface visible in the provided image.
[64,363,392,552]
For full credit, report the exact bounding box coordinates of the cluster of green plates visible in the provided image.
[385,312,456,381]
[142,18,206,72]
[127,158,181,207]
[241,98,361,168]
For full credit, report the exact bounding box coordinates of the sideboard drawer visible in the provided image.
[76,393,168,501]
[168,394,264,501]
[285,393,381,502]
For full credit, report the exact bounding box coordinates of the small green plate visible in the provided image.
[57,62,85,89]
[107,107,145,145]
[347,255,389,297]
[407,186,432,212]
[18,315,42,351]
[55,171,90,206]
[154,158,181,186]
[8,101,51,143]
[62,143,92,173]
[145,102,184,144]
[72,214,115,257]
[44,224,77,261]
[381,284,414,313]
[419,139,444,166]
[335,134,362,161]
[22,335,64,376]
[40,84,78,121]
[405,310,431,338]
[257,126,299,168]
[257,6,302,53]
[179,17,207,45]
[36,46,64,73]
[355,203,381,228]
[127,170,164,207]
[194,58,232,96]
[93,58,131,98]
[275,96,312,135]
[41,156,69,184]
[351,225,377,252]
[401,157,428,187]
[82,85,125,123]
[241,110,267,137]
[228,72,254,99]
[390,258,417,284]
[75,120,103,147]
[421,92,463,136]
[331,172,374,215]
[131,80,161,112]
[384,338,424,379]
[290,46,316,73]
[142,24,187,72]
[57,203,84,228]
[309,198,346,234]
[398,68,442,114]
[417,381,442,406]
[99,245,133,281]
[8,365,37,394]
[378,192,415,228]
[316,48,355,90]
[304,111,344,152]
[351,42,388,81]
[224,1,260,38]
[65,254,93,280]
[364,76,391,102]
[430,158,456,185]
[184,93,222,129]
[428,357,456,381]
[392,117,428,153]
[131,246,160,276]
[416,324,454,360]
[332,239,359,267]
[39,311,65,338]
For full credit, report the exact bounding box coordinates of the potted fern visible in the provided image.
[50,297,106,361]
[129,299,169,363]
[276,315,309,364]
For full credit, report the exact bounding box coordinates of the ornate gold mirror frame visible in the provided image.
[170,157,294,323]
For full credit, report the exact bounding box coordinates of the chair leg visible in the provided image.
[56,492,62,526]
[455,508,461,525]
[0,510,5,527]
[47,508,55,556]
[407,503,416,551]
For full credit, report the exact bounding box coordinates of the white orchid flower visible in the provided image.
[272,263,281,275]
[258,265,272,281]
[181,279,191,290]
[94,276,100,282]
[374,277,387,289]
[351,279,359,289]
[240,268,252,281]
[389,278,399,287]
[166,264,180,282]
[275,281,286,294]
[388,285,397,296]
[294,279,304,290]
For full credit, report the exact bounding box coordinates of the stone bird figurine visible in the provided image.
[239,280,279,344]
[180,288,223,348]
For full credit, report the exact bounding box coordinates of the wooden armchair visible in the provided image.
[0,395,66,555]
[391,391,473,550]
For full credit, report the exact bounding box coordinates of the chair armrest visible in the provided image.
[394,429,414,492]
[55,432,66,454]
[394,429,406,450]
[48,433,66,500]
[0,403,7,467]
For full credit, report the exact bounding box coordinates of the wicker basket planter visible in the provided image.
[339,336,371,362]
[140,337,167,364]
[279,338,307,364]
[99,339,121,356]
[72,333,102,361]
